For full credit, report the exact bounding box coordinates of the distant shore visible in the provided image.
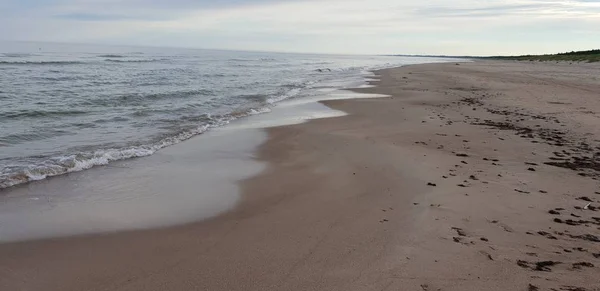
[1,61,600,291]
[487,49,600,63]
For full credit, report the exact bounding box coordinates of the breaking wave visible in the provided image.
[0,105,274,190]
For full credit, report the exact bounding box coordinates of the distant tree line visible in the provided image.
[487,49,600,62]
[557,49,600,56]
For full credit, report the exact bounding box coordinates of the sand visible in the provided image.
[1,60,600,291]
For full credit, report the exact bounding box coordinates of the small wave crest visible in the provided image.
[98,54,125,58]
[146,89,213,100]
[104,58,165,63]
[267,81,316,104]
[0,110,88,119]
[248,107,272,115]
[35,75,81,82]
[267,88,302,104]
[228,58,278,62]
[76,89,213,107]
[304,61,334,65]
[0,129,73,145]
[0,109,89,119]
[0,60,83,65]
[1,53,38,58]
[239,94,267,102]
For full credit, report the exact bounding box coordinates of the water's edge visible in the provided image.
[0,60,463,242]
[0,68,391,242]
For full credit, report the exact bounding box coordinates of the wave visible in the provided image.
[98,54,125,58]
[93,116,130,124]
[104,58,165,63]
[228,58,279,62]
[0,129,209,190]
[79,89,214,107]
[146,89,213,100]
[0,146,161,189]
[0,105,274,190]
[201,73,230,78]
[304,61,335,65]
[1,53,38,58]
[36,75,81,82]
[248,107,271,115]
[239,94,267,102]
[0,60,83,65]
[0,129,73,145]
[267,88,302,104]
[0,109,89,119]
[227,58,253,62]
[267,81,317,104]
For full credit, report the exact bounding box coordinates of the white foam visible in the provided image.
[0,124,212,189]
[248,107,272,115]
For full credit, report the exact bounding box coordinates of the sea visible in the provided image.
[0,41,451,190]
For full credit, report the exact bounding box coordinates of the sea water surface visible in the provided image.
[0,42,451,189]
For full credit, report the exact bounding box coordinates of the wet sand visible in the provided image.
[2,61,600,291]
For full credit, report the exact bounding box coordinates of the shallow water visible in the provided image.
[0,41,450,189]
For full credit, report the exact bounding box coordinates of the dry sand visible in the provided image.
[1,61,600,291]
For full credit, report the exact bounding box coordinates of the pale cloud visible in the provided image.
[1,0,599,55]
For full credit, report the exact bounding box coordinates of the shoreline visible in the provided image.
[2,61,600,291]
[0,70,388,243]
[0,54,451,192]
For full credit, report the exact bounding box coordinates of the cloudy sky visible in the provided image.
[1,0,599,55]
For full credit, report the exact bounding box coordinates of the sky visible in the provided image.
[0,0,599,55]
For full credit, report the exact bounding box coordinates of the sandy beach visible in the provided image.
[1,60,600,291]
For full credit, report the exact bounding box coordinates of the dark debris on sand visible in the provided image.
[572,262,595,269]
[469,104,600,179]
[517,260,562,272]
[451,227,467,237]
[538,231,558,240]
[568,233,600,243]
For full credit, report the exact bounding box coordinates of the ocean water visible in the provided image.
[0,41,448,189]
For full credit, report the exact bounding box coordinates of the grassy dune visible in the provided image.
[489,49,600,63]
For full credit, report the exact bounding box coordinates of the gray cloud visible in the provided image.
[417,4,543,17]
[57,13,135,21]
[1,0,599,55]
[48,0,313,21]
[124,0,293,9]
[415,1,600,18]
